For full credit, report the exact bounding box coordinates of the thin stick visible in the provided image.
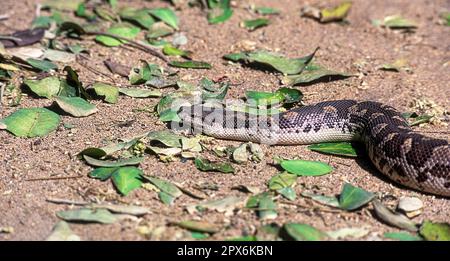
[85,31,168,62]
[279,200,342,213]
[201,0,208,9]
[46,197,88,206]
[0,35,22,43]
[35,4,41,18]
[76,55,117,83]
[0,82,4,107]
[25,175,83,181]
[0,14,9,21]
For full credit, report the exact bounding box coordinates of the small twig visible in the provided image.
[279,200,342,213]
[201,0,208,10]
[0,82,4,107]
[25,175,83,181]
[0,35,22,43]
[85,31,169,63]
[35,4,41,18]
[76,55,117,83]
[402,42,438,50]
[46,197,88,206]
[0,14,9,21]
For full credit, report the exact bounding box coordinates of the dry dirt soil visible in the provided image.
[0,0,449,240]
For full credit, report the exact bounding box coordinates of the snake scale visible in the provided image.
[177,100,450,197]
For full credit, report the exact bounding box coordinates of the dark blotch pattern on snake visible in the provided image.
[177,100,450,196]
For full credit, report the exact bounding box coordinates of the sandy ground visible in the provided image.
[0,0,449,240]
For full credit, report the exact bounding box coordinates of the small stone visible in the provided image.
[172,33,188,46]
[397,197,423,218]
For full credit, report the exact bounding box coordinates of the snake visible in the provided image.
[177,100,450,197]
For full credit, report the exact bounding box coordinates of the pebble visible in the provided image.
[397,197,423,218]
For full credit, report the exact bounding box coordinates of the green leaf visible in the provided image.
[78,147,107,159]
[43,49,76,63]
[384,232,423,241]
[278,187,296,201]
[169,60,212,69]
[149,8,179,30]
[231,142,263,163]
[327,227,370,240]
[175,220,221,233]
[444,12,450,26]
[301,191,340,208]
[111,167,143,196]
[146,76,178,89]
[223,52,247,61]
[119,7,155,29]
[76,3,96,20]
[242,18,270,31]
[95,25,141,47]
[89,167,118,181]
[374,15,417,29]
[246,87,302,106]
[58,21,86,35]
[94,6,117,22]
[108,0,118,9]
[280,159,333,176]
[63,66,83,96]
[410,115,433,126]
[226,235,258,241]
[283,63,352,85]
[191,232,210,240]
[258,193,277,220]
[83,155,144,168]
[163,44,192,58]
[320,1,352,23]
[148,130,182,148]
[194,157,235,174]
[339,183,375,211]
[246,90,282,106]
[54,96,98,117]
[56,208,118,224]
[419,221,450,241]
[224,49,318,75]
[159,109,180,122]
[46,221,80,241]
[283,223,327,241]
[275,87,303,104]
[0,108,60,138]
[248,51,313,75]
[379,58,409,72]
[194,196,245,213]
[128,62,162,85]
[254,7,279,15]
[118,87,161,98]
[308,142,358,157]
[32,16,54,29]
[26,58,58,72]
[268,172,297,191]
[68,44,87,54]
[42,0,83,11]
[147,21,175,39]
[143,176,183,205]
[201,79,229,101]
[208,7,233,24]
[24,77,61,99]
[92,82,119,104]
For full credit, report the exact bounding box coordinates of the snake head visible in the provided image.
[173,102,226,135]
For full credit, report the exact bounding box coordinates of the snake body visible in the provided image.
[177,100,450,197]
